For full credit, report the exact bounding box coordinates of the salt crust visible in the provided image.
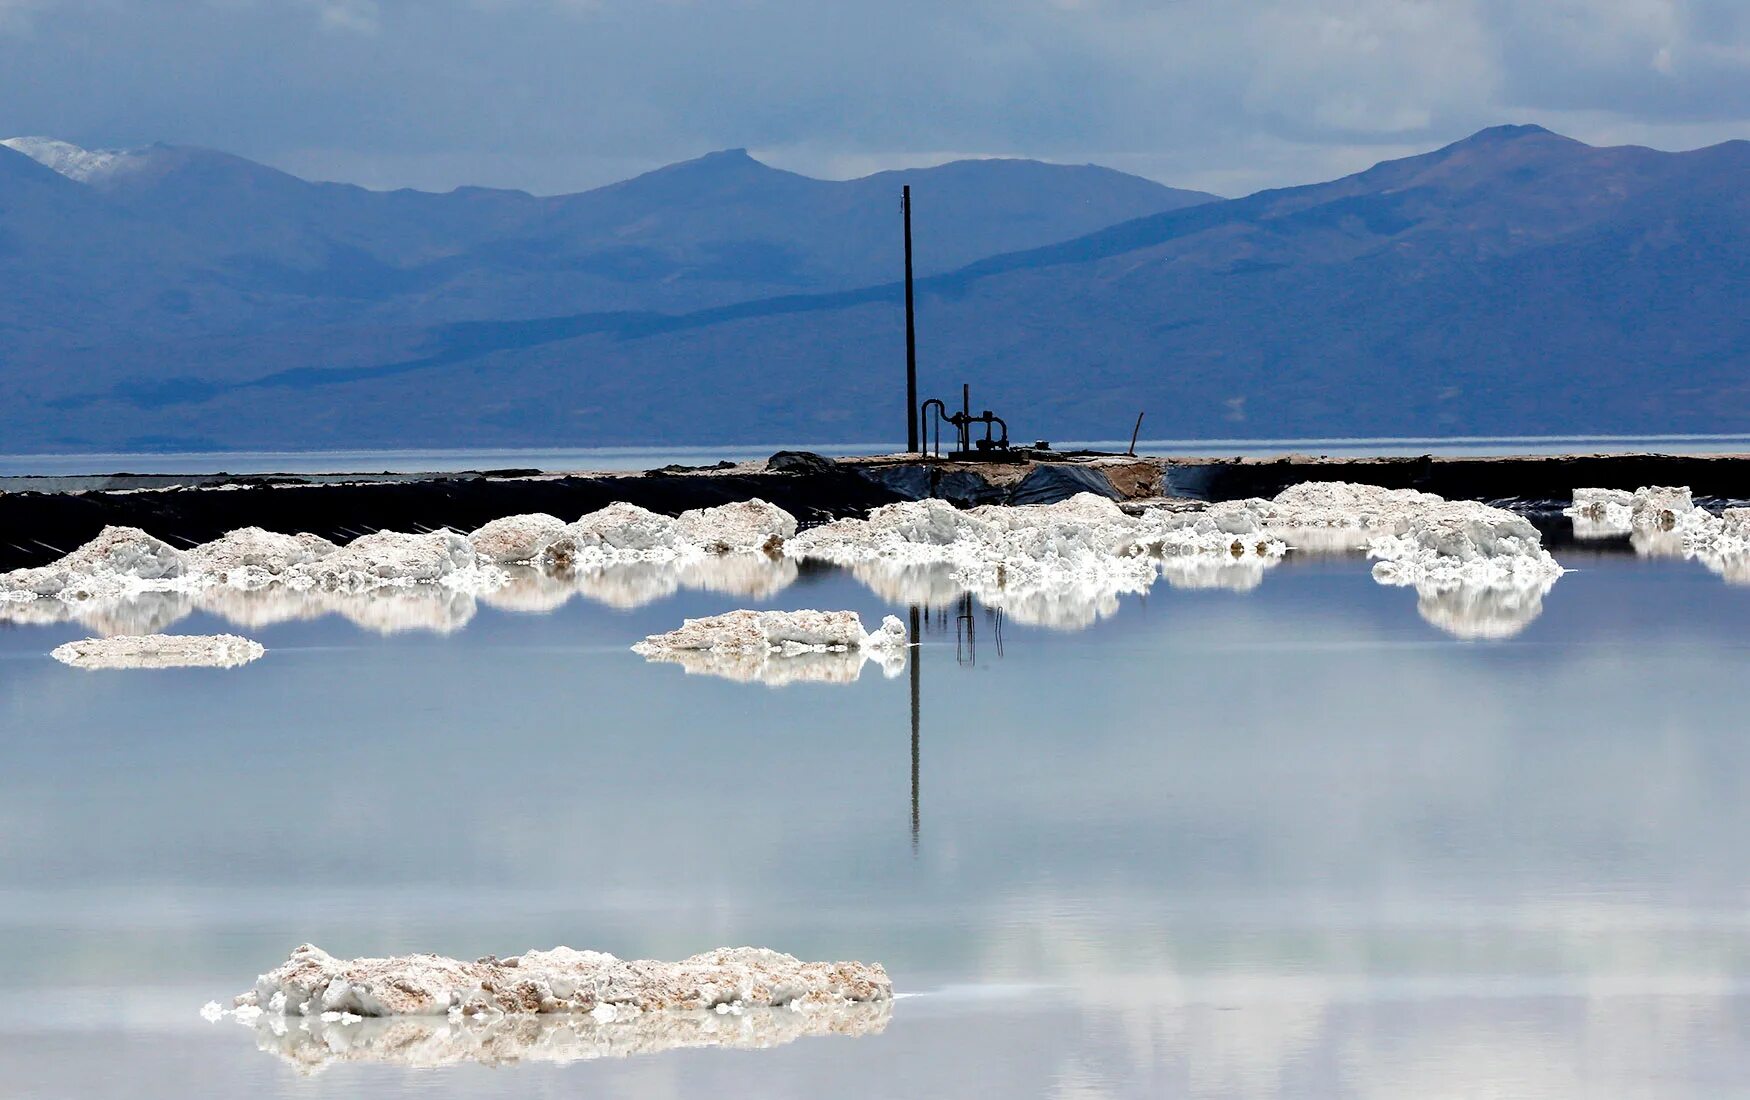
[50,633,264,669]
[227,1000,891,1073]
[224,944,890,1021]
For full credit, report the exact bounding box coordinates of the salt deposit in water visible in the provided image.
[50,633,265,669]
[633,609,908,684]
[1366,500,1563,588]
[634,609,906,656]
[1564,488,1635,539]
[230,943,890,1019]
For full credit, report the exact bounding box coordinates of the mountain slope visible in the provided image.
[0,139,1214,349]
[6,126,1748,450]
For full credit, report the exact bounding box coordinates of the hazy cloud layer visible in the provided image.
[1,0,1746,194]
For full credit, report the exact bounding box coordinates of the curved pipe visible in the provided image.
[920,399,947,457]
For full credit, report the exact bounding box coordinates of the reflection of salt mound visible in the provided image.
[1564,488,1633,539]
[67,591,195,636]
[1629,526,1690,559]
[1368,501,1563,587]
[1411,577,1557,639]
[675,554,799,599]
[51,633,264,669]
[979,584,1122,630]
[478,566,576,614]
[234,943,891,1017]
[848,561,964,607]
[640,646,896,686]
[321,587,478,635]
[1158,553,1278,592]
[1271,526,1376,554]
[569,562,683,609]
[244,1000,892,1074]
[197,586,329,629]
[634,609,907,685]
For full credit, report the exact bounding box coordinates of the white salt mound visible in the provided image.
[1367,500,1563,586]
[51,633,264,669]
[1565,488,1635,539]
[0,525,188,600]
[543,502,681,565]
[467,514,568,564]
[291,530,481,588]
[187,527,336,577]
[232,943,890,1018]
[1631,485,1697,529]
[673,498,798,553]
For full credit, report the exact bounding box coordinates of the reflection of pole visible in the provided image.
[909,605,920,854]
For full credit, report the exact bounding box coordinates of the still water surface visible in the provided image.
[0,547,1746,1097]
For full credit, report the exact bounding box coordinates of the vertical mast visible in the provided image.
[903,185,919,453]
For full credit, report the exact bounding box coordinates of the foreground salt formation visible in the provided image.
[232,1000,891,1074]
[633,609,908,684]
[50,633,264,669]
[228,944,890,1019]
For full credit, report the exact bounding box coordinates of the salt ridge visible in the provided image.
[2,484,1572,637]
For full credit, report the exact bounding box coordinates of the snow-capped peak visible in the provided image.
[0,136,136,182]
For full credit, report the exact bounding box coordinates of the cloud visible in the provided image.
[309,0,379,34]
[0,0,1745,194]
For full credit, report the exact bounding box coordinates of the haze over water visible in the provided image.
[1,543,1745,1098]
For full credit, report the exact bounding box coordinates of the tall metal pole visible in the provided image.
[903,186,919,453]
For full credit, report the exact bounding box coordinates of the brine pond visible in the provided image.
[2,541,1747,1098]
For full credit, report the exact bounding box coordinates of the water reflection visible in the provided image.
[636,644,905,686]
[1405,577,1557,640]
[242,1001,891,1073]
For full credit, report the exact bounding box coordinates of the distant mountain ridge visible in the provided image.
[3,125,1747,451]
[0,136,1212,334]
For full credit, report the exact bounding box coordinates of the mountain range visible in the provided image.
[2,125,1745,451]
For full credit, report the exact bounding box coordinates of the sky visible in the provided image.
[1,0,1748,196]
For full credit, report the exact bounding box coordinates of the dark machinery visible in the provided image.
[920,384,1010,458]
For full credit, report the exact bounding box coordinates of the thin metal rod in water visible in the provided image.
[909,605,921,853]
[903,186,919,454]
[1129,410,1146,456]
